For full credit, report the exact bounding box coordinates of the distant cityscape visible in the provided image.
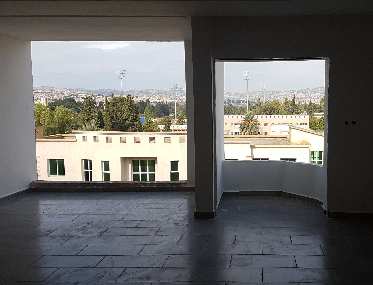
[34,85,325,182]
[33,86,325,105]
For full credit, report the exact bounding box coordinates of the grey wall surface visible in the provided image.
[191,16,373,214]
[0,34,35,198]
[214,61,225,206]
[223,160,327,207]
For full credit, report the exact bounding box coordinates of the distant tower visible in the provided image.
[172,84,180,121]
[243,71,250,113]
[118,69,127,95]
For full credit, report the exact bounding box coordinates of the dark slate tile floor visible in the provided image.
[0,192,373,284]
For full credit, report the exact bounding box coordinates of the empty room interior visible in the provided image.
[0,1,373,284]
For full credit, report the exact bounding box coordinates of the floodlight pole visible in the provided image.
[174,100,177,121]
[119,69,127,95]
[243,71,250,113]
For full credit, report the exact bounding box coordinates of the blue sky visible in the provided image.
[32,41,325,91]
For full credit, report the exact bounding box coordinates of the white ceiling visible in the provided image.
[0,17,190,41]
[1,1,373,17]
[0,1,372,40]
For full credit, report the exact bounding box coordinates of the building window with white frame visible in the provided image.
[106,136,112,143]
[82,136,87,142]
[82,159,93,181]
[132,159,155,182]
[48,159,65,176]
[93,136,99,142]
[101,161,110,181]
[149,137,156,143]
[170,160,179,181]
[310,151,323,165]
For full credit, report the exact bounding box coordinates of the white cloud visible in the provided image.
[85,42,131,51]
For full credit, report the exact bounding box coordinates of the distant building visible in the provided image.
[36,126,323,183]
[225,126,324,164]
[36,132,187,182]
[224,114,309,135]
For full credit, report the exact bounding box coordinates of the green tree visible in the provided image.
[103,96,141,131]
[34,103,49,127]
[224,103,246,115]
[283,95,301,114]
[255,100,284,115]
[240,113,260,135]
[53,106,76,134]
[158,116,172,132]
[80,96,98,127]
[142,105,159,132]
[309,116,325,132]
[96,109,105,129]
[176,111,186,125]
[49,97,82,113]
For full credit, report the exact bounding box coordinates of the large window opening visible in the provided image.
[222,59,326,165]
[32,41,187,183]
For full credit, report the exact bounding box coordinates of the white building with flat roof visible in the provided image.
[224,126,324,164]
[224,114,309,136]
[36,131,187,182]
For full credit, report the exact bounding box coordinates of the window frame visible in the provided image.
[82,159,93,181]
[170,160,179,181]
[149,137,156,143]
[310,150,323,165]
[164,137,171,143]
[48,159,65,176]
[132,159,156,182]
[101,160,110,181]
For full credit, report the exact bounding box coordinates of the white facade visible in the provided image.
[224,126,324,163]
[252,145,310,163]
[224,114,309,135]
[36,132,187,182]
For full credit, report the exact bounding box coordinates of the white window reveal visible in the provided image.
[170,160,179,181]
[82,159,93,181]
[101,161,110,181]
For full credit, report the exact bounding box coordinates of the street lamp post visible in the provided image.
[119,69,127,95]
[243,71,250,113]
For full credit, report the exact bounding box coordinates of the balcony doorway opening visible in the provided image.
[217,59,328,205]
[32,41,188,184]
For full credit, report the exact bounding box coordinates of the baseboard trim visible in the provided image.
[194,211,216,219]
[0,187,31,203]
[223,191,322,206]
[30,181,194,192]
[327,211,373,218]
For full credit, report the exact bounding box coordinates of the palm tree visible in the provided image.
[240,113,260,135]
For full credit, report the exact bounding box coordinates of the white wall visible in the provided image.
[223,160,284,192]
[0,34,35,198]
[214,61,225,206]
[283,162,327,206]
[36,133,187,182]
[225,143,251,160]
[223,160,327,207]
[192,16,373,213]
[252,146,310,163]
[290,128,324,151]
